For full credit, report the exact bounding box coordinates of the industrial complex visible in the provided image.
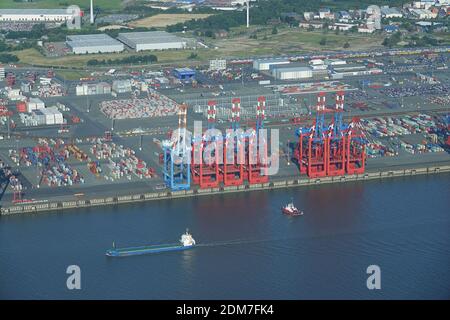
[66,34,125,54]
[0,9,75,22]
[62,31,191,54]
[117,31,188,52]
[0,0,449,216]
[0,44,449,214]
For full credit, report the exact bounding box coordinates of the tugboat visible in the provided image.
[106,229,196,257]
[282,199,303,216]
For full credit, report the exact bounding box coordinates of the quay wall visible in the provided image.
[1,165,450,216]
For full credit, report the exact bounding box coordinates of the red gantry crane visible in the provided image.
[222,98,245,186]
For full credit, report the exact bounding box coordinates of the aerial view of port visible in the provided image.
[0,0,449,303]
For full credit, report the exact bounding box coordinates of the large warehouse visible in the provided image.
[66,34,125,54]
[329,63,383,79]
[272,66,313,80]
[0,9,74,22]
[173,68,196,81]
[117,31,187,52]
[253,58,290,71]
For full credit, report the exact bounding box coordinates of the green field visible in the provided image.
[14,48,217,68]
[13,27,389,68]
[55,69,90,80]
[207,26,386,57]
[0,0,123,11]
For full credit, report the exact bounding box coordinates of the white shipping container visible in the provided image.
[54,113,64,124]
[76,85,85,96]
[27,98,45,112]
[32,110,46,125]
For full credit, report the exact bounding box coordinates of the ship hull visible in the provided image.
[281,208,302,216]
[106,243,194,257]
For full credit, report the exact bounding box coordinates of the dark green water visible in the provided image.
[0,174,449,299]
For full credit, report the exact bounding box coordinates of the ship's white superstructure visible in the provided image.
[180,230,196,247]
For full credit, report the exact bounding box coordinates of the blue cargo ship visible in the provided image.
[106,230,196,257]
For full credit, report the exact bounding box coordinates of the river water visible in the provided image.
[0,174,449,299]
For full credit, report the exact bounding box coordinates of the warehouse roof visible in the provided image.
[174,68,196,74]
[381,7,402,15]
[29,97,44,103]
[0,9,71,15]
[331,63,366,70]
[117,31,186,45]
[272,63,310,70]
[254,58,290,63]
[66,34,123,48]
[273,66,312,72]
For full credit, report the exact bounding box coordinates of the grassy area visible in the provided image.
[0,0,123,11]
[13,47,215,68]
[9,28,401,68]
[129,14,214,28]
[208,27,386,57]
[434,32,450,45]
[56,69,90,80]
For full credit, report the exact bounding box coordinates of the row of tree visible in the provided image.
[0,53,19,63]
[382,31,441,48]
[87,54,158,66]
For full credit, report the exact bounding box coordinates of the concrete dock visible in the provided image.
[2,163,449,215]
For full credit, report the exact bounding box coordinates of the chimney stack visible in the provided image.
[90,0,94,24]
[246,1,250,28]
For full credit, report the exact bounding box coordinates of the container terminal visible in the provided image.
[0,47,449,215]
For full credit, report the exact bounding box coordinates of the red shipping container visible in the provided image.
[17,102,26,113]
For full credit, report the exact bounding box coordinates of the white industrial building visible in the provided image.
[21,82,31,93]
[358,27,376,33]
[328,23,356,31]
[7,88,24,101]
[381,7,404,18]
[272,66,313,80]
[209,59,227,71]
[309,59,328,70]
[329,63,383,79]
[253,58,290,71]
[325,59,347,66]
[112,80,132,94]
[66,34,124,54]
[0,9,74,22]
[117,31,187,52]
[27,98,45,113]
[412,0,436,9]
[409,8,437,19]
[32,107,64,125]
[76,82,111,96]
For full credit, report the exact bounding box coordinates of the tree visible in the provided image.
[319,38,327,46]
[382,31,402,48]
[343,42,350,48]
[0,53,19,63]
[188,52,198,59]
[272,26,278,35]
[0,41,10,52]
